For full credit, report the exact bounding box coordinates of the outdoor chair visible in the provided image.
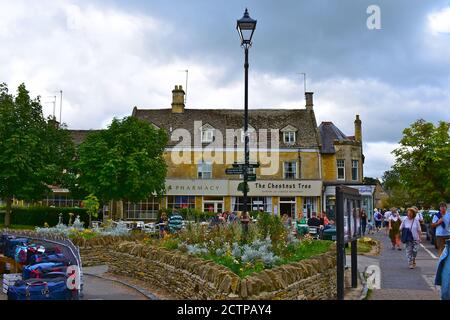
[135,221,145,229]
[142,222,157,234]
[308,226,320,239]
[91,221,102,229]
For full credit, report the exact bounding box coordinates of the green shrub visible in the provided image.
[0,206,88,227]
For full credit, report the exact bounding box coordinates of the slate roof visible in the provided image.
[132,107,321,148]
[70,130,102,145]
[318,122,354,154]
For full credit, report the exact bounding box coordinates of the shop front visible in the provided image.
[124,180,323,220]
[168,179,322,218]
[323,185,375,221]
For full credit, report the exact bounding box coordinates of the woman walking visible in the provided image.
[360,209,368,236]
[389,209,402,250]
[400,207,422,269]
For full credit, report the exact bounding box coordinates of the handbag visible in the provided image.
[401,219,415,243]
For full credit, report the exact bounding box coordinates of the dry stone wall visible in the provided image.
[80,241,337,300]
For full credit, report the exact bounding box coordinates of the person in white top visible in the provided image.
[384,210,392,235]
[400,207,422,269]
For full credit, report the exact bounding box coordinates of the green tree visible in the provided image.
[83,194,100,227]
[381,168,411,208]
[0,83,75,227]
[76,116,168,218]
[363,177,379,185]
[390,119,450,207]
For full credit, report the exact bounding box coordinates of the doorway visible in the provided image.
[203,196,224,213]
[279,197,296,218]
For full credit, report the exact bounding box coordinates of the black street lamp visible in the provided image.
[237,9,257,216]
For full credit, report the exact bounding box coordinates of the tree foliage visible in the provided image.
[0,83,75,226]
[76,116,168,203]
[83,194,100,226]
[383,119,450,208]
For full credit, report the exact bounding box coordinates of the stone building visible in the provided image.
[126,86,324,220]
[319,116,374,220]
[58,85,368,222]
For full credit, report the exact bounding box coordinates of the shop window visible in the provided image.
[167,196,196,210]
[232,197,272,213]
[126,198,160,220]
[303,197,317,218]
[44,194,82,208]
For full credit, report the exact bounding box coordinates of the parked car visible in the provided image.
[423,210,439,248]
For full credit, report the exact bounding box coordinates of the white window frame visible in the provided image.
[337,159,345,180]
[201,129,214,143]
[352,160,359,181]
[283,131,296,144]
[198,161,212,179]
[283,161,298,180]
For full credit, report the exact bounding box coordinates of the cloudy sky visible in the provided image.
[1,0,449,179]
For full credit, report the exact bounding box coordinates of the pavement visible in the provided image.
[363,230,441,300]
[0,265,150,300]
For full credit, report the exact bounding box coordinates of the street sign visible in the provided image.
[248,174,256,182]
[225,168,245,175]
[232,162,260,169]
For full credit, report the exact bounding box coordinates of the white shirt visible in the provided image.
[400,218,422,241]
[415,212,423,222]
[384,211,391,220]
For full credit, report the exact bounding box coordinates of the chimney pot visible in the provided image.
[305,92,314,111]
[172,84,185,113]
[354,115,362,142]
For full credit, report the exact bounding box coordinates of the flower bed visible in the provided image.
[34,217,132,239]
[145,214,333,278]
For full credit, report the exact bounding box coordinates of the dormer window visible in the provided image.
[283,132,296,144]
[201,129,214,143]
[281,125,298,145]
[200,124,215,143]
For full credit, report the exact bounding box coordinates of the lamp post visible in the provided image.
[237,8,257,216]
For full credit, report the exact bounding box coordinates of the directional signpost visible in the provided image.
[225,168,245,175]
[232,162,260,169]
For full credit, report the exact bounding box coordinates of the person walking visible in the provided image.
[432,202,450,256]
[360,209,368,236]
[374,209,382,232]
[389,208,402,250]
[158,213,168,238]
[435,239,450,300]
[384,209,392,235]
[400,207,422,269]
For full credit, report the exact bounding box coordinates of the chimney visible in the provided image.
[354,115,362,142]
[171,85,185,114]
[305,92,314,111]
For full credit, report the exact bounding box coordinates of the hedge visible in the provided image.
[0,207,89,227]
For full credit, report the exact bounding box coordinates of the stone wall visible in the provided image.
[80,242,337,300]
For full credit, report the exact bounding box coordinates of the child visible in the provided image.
[367,219,374,235]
